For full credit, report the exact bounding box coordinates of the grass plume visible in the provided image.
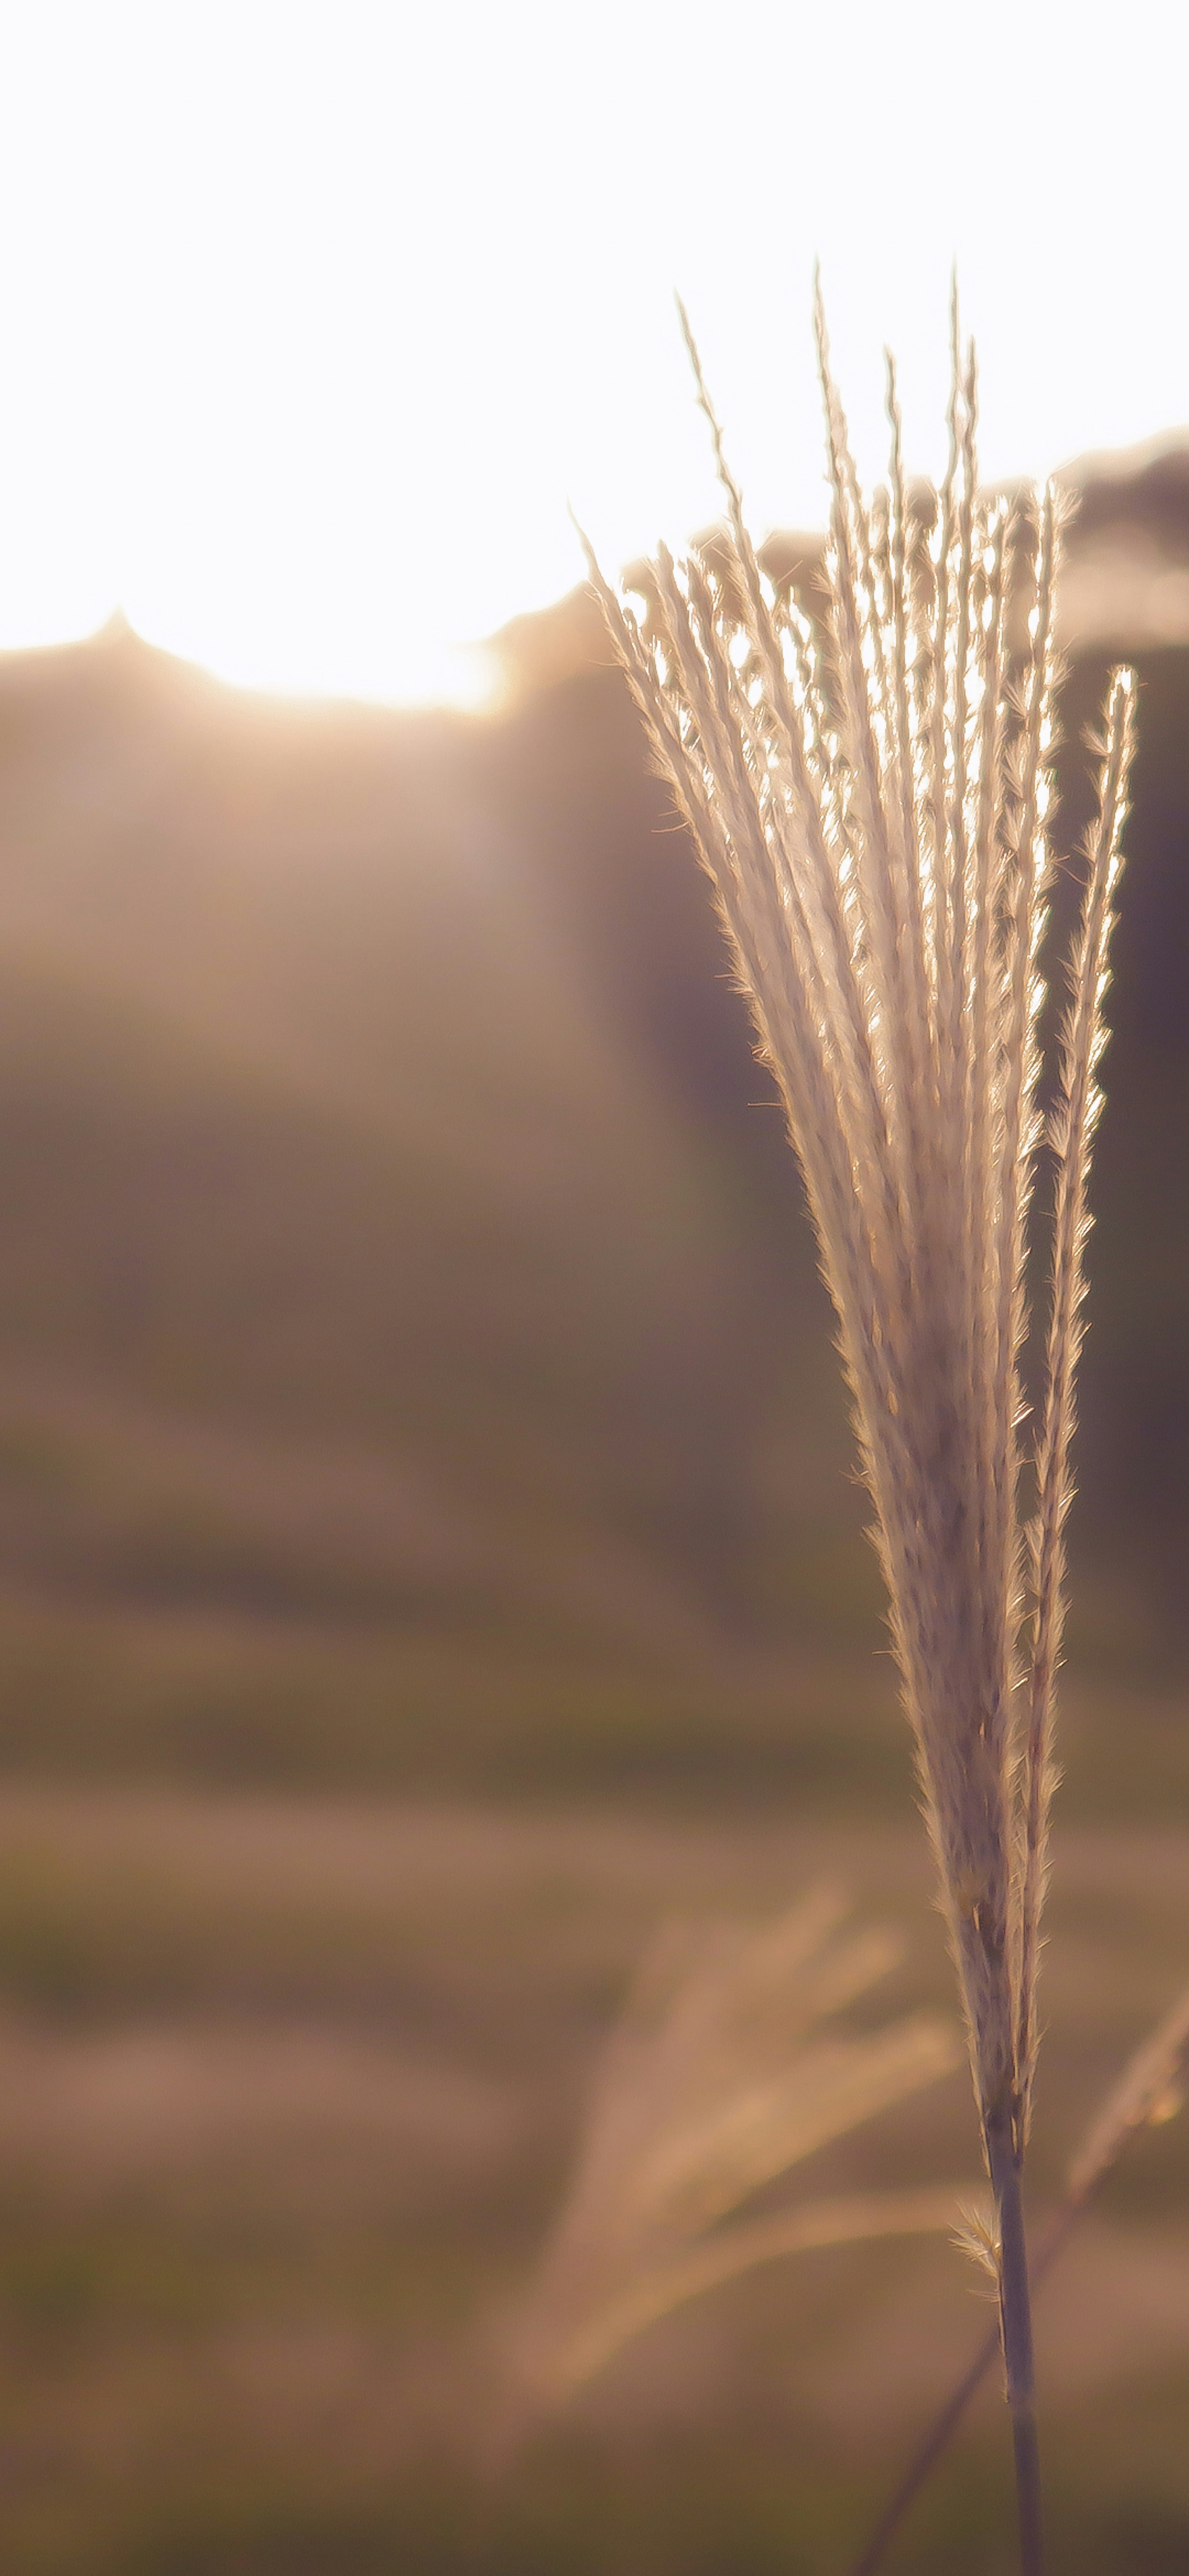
[581,288,1136,2572]
[502,1888,967,2422]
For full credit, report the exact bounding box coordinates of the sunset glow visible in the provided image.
[0,0,1185,705]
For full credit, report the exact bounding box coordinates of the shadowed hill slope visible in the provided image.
[0,622,868,1791]
[0,444,1182,1793]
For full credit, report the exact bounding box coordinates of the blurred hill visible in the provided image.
[0,438,1184,1796]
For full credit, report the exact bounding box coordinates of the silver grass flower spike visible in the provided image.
[581,289,1135,2576]
[503,1889,969,2423]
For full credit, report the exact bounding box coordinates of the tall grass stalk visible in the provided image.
[582,289,1135,2574]
[850,1977,1189,2576]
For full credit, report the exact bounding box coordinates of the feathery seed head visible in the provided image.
[582,308,1136,2169]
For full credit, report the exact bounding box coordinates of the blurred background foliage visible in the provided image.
[0,448,1184,2568]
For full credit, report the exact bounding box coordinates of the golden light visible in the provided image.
[0,0,1184,706]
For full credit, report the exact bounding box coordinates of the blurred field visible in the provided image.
[0,447,1183,2567]
[0,1786,1184,2571]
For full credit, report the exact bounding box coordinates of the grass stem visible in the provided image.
[849,1980,1189,2574]
[988,2109,1044,2575]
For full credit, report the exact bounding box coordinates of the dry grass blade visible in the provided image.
[582,292,1136,2572]
[1065,1976,1189,2203]
[531,2186,967,2400]
[501,1890,967,2422]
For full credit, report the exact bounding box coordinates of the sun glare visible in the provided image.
[0,0,1185,708]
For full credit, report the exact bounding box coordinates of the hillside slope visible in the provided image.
[0,445,1182,1793]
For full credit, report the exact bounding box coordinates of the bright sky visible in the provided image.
[0,0,1184,704]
